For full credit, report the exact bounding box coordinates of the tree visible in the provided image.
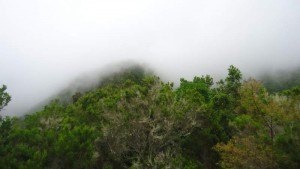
[0,85,11,112]
[92,76,199,168]
[1,66,299,168]
[215,136,277,169]
[225,65,242,96]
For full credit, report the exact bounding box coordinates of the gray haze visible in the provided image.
[0,0,300,116]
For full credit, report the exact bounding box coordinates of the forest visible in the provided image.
[0,65,299,169]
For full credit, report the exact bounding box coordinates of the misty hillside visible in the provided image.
[26,65,153,114]
[260,67,300,93]
[1,66,299,169]
[2,0,300,117]
[1,0,300,168]
[28,65,300,115]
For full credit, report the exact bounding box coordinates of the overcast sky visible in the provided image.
[1,0,300,116]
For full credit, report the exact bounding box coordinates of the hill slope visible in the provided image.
[0,66,299,169]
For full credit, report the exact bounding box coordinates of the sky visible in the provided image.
[1,0,300,116]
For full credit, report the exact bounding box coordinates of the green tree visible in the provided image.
[1,66,299,169]
[0,85,11,112]
[215,136,277,169]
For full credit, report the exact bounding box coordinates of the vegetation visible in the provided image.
[0,66,299,169]
[0,85,11,111]
[260,67,300,93]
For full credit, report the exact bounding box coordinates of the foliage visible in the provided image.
[215,136,277,169]
[0,85,11,112]
[261,67,300,93]
[0,66,299,169]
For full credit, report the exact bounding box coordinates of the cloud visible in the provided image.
[1,0,300,115]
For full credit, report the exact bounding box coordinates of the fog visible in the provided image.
[1,0,300,116]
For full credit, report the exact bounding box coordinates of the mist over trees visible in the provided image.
[0,66,299,169]
[260,67,300,93]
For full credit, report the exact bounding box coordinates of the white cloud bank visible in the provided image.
[0,0,300,115]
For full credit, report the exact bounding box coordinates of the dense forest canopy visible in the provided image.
[0,66,299,169]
